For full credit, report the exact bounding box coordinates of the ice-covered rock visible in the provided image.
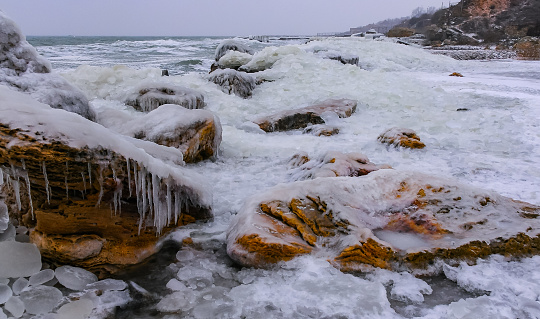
[254,99,357,132]
[0,284,12,304]
[125,82,205,112]
[55,266,98,291]
[227,169,540,271]
[318,51,359,66]
[28,269,55,286]
[208,69,256,99]
[0,86,212,274]
[11,278,28,295]
[217,50,253,70]
[56,298,94,319]
[378,127,426,149]
[0,11,94,121]
[302,124,339,136]
[4,296,24,317]
[289,151,390,181]
[116,104,221,163]
[19,285,62,315]
[86,278,128,291]
[239,45,304,72]
[156,291,194,312]
[0,242,41,278]
[214,39,254,62]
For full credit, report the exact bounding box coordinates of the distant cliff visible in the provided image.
[394,0,540,44]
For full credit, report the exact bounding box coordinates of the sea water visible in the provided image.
[26,36,540,318]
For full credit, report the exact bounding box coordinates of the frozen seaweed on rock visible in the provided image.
[378,127,426,149]
[0,11,95,121]
[254,98,357,132]
[0,87,212,274]
[227,169,540,272]
[288,151,391,181]
[214,39,254,62]
[125,82,206,112]
[208,69,256,98]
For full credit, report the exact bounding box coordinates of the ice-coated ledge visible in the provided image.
[227,169,540,271]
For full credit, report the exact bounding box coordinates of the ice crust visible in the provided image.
[0,242,41,278]
[19,285,62,315]
[55,266,98,291]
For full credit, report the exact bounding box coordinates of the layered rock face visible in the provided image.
[0,11,95,120]
[227,170,540,271]
[0,88,212,275]
[254,99,357,132]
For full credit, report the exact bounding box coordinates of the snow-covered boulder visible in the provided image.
[378,127,426,149]
[214,39,254,62]
[0,11,95,121]
[117,104,221,163]
[227,170,540,271]
[0,87,212,274]
[125,82,205,112]
[254,99,357,132]
[208,69,256,99]
[288,151,390,181]
[239,45,304,73]
[217,50,253,70]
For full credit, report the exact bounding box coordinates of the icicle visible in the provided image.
[166,179,172,226]
[174,191,180,224]
[24,172,34,219]
[141,167,147,216]
[64,161,69,200]
[12,179,21,211]
[0,168,4,186]
[81,171,86,194]
[147,174,153,219]
[21,159,26,170]
[95,165,104,207]
[152,173,160,231]
[127,160,132,197]
[42,162,50,204]
[88,162,92,186]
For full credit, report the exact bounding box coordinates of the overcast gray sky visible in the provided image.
[0,0,449,36]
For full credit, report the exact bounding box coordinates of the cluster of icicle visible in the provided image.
[0,158,192,236]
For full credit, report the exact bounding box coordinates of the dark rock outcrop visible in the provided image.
[208,69,256,98]
[254,99,357,132]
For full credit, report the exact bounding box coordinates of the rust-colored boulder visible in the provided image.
[302,124,339,136]
[378,127,426,149]
[227,170,540,272]
[254,99,357,132]
[0,88,212,276]
[120,104,221,163]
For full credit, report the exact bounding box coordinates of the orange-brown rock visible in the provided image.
[514,37,540,60]
[378,127,426,149]
[387,27,415,38]
[227,170,540,272]
[254,99,357,132]
[0,95,212,275]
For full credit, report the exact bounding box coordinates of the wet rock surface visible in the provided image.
[254,99,357,132]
